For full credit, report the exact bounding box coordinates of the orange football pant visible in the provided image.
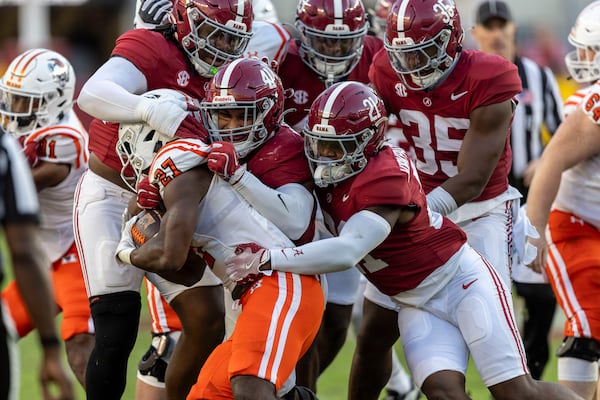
[1,242,92,340]
[546,210,600,340]
[187,272,324,399]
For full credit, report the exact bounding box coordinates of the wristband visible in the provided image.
[40,336,60,348]
[426,186,458,216]
[118,248,134,265]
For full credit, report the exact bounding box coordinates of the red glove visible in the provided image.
[23,140,43,168]
[136,175,161,209]
[207,142,246,184]
[225,242,270,285]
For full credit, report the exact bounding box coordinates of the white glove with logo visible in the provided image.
[134,95,193,137]
[513,204,540,266]
[116,213,139,265]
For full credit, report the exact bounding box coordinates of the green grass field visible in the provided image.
[13,291,564,400]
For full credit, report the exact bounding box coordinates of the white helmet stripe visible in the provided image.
[395,0,409,39]
[334,0,343,23]
[218,58,245,97]
[320,81,353,124]
[236,0,245,23]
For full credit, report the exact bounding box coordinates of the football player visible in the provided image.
[225,81,583,400]
[0,48,93,388]
[114,78,324,400]
[526,1,600,398]
[128,2,294,399]
[351,0,529,397]
[276,0,386,390]
[75,1,253,398]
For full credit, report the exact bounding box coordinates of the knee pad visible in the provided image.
[556,336,600,362]
[557,357,599,382]
[138,331,181,384]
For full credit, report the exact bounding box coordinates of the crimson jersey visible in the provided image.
[279,35,383,129]
[369,49,521,201]
[88,29,209,172]
[246,125,316,245]
[317,146,466,295]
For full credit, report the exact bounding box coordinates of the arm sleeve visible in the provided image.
[269,210,391,274]
[77,56,148,122]
[232,170,314,240]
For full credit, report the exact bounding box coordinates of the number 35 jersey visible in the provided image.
[369,49,521,201]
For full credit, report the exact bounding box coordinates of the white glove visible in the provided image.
[513,204,540,266]
[138,0,172,26]
[134,95,191,137]
[116,215,139,265]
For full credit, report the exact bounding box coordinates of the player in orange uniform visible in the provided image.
[0,48,93,387]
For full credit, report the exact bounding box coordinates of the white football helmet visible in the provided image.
[116,88,201,190]
[0,48,75,137]
[565,0,600,83]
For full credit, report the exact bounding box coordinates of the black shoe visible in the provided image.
[283,385,318,400]
[384,384,421,400]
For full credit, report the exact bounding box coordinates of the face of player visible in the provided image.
[309,35,360,58]
[0,91,39,133]
[216,108,255,131]
[310,136,357,161]
[196,21,247,68]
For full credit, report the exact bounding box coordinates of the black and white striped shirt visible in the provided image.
[0,129,40,280]
[510,56,563,199]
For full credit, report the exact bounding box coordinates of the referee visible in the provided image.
[471,0,563,381]
[0,128,74,400]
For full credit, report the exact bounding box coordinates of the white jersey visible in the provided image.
[149,138,295,282]
[24,110,89,262]
[553,83,600,230]
[244,20,291,65]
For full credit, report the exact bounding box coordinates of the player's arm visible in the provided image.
[526,106,600,272]
[30,162,70,191]
[233,176,315,240]
[129,166,212,272]
[208,141,315,240]
[435,99,514,209]
[77,56,148,122]
[226,206,413,279]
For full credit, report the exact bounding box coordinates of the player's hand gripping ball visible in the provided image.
[131,209,163,247]
[132,210,207,286]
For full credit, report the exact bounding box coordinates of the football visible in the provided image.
[131,209,206,286]
[131,209,162,247]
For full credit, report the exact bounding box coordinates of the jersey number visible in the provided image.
[398,109,468,176]
[153,157,182,186]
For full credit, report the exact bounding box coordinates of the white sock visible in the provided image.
[385,350,413,394]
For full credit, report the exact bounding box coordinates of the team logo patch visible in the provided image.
[177,70,190,87]
[293,89,309,105]
[394,82,407,97]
